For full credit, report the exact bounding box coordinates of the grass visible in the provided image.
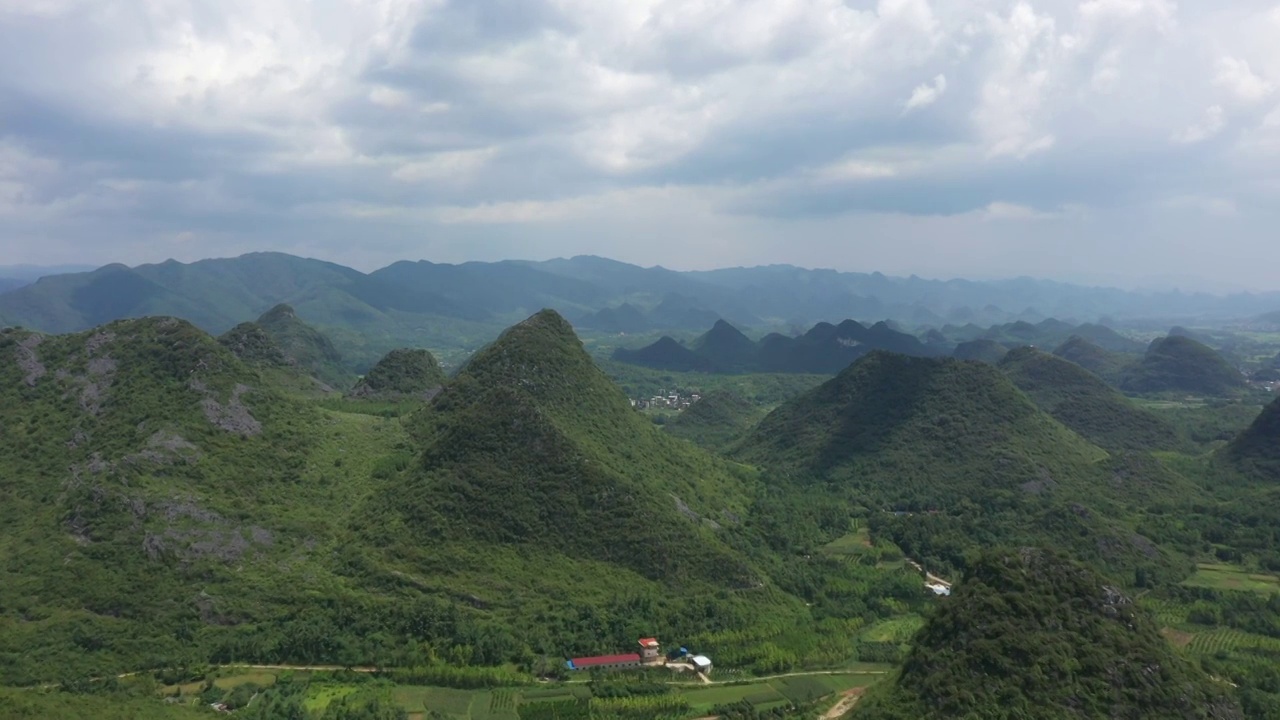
[821,527,873,556]
[392,686,476,716]
[859,616,924,644]
[304,684,359,711]
[1182,563,1280,594]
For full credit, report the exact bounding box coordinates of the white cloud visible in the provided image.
[980,201,1059,220]
[2,0,1280,286]
[391,148,497,184]
[1215,57,1273,103]
[1172,105,1226,144]
[903,74,946,112]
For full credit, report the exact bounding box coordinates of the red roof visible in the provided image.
[638,638,659,648]
[571,653,641,668]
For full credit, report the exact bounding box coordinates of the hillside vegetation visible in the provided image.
[998,347,1184,452]
[256,304,353,390]
[665,390,766,451]
[1122,335,1245,396]
[349,348,446,399]
[736,352,1187,581]
[851,549,1242,719]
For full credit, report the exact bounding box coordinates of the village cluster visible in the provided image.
[630,390,702,411]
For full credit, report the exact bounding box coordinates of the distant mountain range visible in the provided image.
[3,253,1280,368]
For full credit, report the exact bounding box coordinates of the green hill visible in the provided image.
[369,310,758,584]
[611,335,711,371]
[218,321,288,366]
[349,348,446,399]
[1053,335,1135,385]
[256,304,353,390]
[998,347,1183,452]
[1121,335,1245,396]
[665,390,766,450]
[952,338,1008,364]
[690,320,758,372]
[735,352,1185,580]
[1219,396,1280,482]
[0,318,389,683]
[850,548,1242,720]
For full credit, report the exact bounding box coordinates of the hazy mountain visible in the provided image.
[574,302,652,333]
[613,318,938,375]
[690,320,759,372]
[852,549,1242,719]
[611,335,712,372]
[952,338,1009,364]
[998,347,1183,452]
[1053,336,1137,385]
[1121,335,1245,396]
[5,253,1280,363]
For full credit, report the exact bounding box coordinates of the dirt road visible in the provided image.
[821,687,866,720]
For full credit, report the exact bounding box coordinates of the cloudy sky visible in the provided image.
[1,0,1279,290]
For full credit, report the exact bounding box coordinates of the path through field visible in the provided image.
[821,687,866,720]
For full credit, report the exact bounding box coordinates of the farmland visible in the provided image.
[1181,563,1280,594]
[156,666,890,719]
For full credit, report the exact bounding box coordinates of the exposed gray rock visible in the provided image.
[200,383,262,436]
[16,334,45,386]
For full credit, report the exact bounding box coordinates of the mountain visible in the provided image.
[0,318,361,683]
[0,278,26,294]
[998,347,1183,452]
[255,304,352,390]
[1121,335,1245,396]
[735,352,1184,580]
[850,548,1242,720]
[665,390,766,451]
[690,320,758,372]
[0,253,370,335]
[8,254,1280,365]
[611,335,712,371]
[574,303,651,333]
[376,311,755,571]
[348,348,447,399]
[1053,336,1136,385]
[218,321,289,367]
[951,338,1008,364]
[613,318,938,375]
[1219,396,1280,482]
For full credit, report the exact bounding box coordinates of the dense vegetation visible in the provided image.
[3,294,1280,718]
[349,348,447,399]
[1122,335,1246,396]
[998,346,1184,451]
[851,549,1242,719]
[256,303,354,390]
[735,352,1189,582]
[664,390,765,451]
[1053,335,1137,386]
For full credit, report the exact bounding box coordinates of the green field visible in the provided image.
[859,616,924,644]
[275,672,889,718]
[1182,563,1280,594]
[821,526,873,556]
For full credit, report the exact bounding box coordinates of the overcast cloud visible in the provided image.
[1,0,1279,290]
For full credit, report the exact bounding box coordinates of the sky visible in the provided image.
[1,0,1279,291]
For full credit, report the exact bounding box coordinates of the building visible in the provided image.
[639,637,661,663]
[691,655,713,674]
[926,583,951,596]
[566,653,642,671]
[567,637,660,671]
